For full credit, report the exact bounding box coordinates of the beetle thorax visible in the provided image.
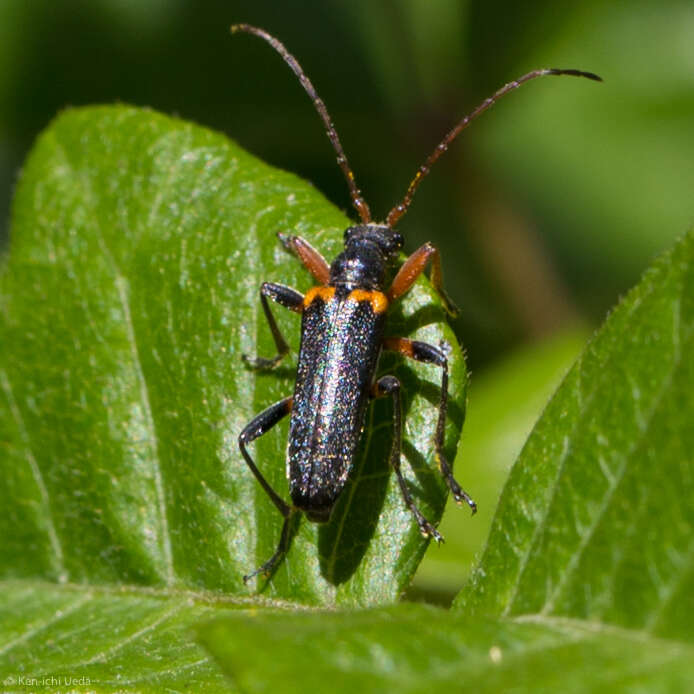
[329,224,404,291]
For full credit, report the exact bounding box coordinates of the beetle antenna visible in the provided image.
[231,24,372,223]
[386,68,602,227]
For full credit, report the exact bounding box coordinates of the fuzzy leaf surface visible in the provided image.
[459,229,694,636]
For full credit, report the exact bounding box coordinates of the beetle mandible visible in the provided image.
[233,24,600,582]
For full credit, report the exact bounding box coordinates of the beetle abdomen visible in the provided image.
[288,287,387,520]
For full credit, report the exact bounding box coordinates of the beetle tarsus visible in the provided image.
[242,353,284,370]
[243,512,295,585]
[438,286,460,317]
[421,522,444,544]
[437,449,477,513]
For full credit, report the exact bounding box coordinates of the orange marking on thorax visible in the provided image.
[347,289,389,314]
[303,286,336,308]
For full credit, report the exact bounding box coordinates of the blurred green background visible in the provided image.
[2,0,692,601]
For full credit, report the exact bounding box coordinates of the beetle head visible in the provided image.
[344,224,404,258]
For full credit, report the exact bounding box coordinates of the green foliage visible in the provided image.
[0,581,235,691]
[200,227,694,691]
[459,227,694,624]
[1,106,693,691]
[0,107,465,609]
[200,604,693,694]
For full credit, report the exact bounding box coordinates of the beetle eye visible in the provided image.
[383,231,403,255]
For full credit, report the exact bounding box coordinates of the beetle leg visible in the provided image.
[373,375,443,543]
[386,242,458,316]
[244,282,304,369]
[238,396,296,583]
[278,232,331,284]
[383,337,476,513]
[243,512,295,584]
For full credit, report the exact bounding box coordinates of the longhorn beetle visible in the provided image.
[234,24,600,583]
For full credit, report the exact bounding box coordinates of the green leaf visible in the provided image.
[0,580,238,692]
[458,228,694,630]
[199,230,694,692]
[199,603,693,694]
[0,106,466,608]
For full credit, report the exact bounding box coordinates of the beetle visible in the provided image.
[233,24,600,582]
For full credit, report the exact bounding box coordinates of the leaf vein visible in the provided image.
[73,602,185,666]
[114,275,175,585]
[502,271,666,617]
[645,536,694,633]
[540,314,694,615]
[0,593,93,656]
[0,369,67,582]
